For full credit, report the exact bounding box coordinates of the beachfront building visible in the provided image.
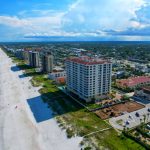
[49,71,66,80]
[28,51,41,68]
[14,49,24,59]
[66,56,112,102]
[55,77,66,84]
[41,52,53,73]
[23,50,29,64]
[116,76,150,89]
[48,66,66,84]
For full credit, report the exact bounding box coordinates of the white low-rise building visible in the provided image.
[49,71,66,80]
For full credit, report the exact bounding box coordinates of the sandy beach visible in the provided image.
[0,48,82,150]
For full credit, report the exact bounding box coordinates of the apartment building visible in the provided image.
[116,76,150,89]
[66,56,112,102]
[14,49,24,59]
[41,52,53,73]
[28,51,41,68]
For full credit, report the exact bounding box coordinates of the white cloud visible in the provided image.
[24,31,103,37]
[130,20,150,29]
[120,35,150,41]
[0,16,31,27]
[63,0,147,31]
[0,0,150,41]
[18,9,62,17]
[0,12,64,33]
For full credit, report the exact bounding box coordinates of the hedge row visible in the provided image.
[136,127,150,138]
[122,131,150,150]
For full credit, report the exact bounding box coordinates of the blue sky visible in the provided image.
[0,0,150,41]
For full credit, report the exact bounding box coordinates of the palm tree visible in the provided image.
[123,125,127,132]
[147,113,150,122]
[140,118,142,124]
[140,118,143,127]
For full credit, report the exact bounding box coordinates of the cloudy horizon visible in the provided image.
[0,0,150,42]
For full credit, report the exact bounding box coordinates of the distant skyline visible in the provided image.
[0,0,150,42]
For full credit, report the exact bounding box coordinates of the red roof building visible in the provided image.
[66,56,111,65]
[66,56,112,102]
[56,77,66,84]
[116,76,150,89]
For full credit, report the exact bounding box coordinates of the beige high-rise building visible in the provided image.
[66,56,112,102]
[28,51,41,68]
[41,52,53,73]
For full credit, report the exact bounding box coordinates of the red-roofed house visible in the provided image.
[56,77,66,84]
[116,76,150,89]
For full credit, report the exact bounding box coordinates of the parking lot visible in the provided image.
[109,104,150,130]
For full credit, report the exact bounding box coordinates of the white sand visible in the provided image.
[0,48,82,150]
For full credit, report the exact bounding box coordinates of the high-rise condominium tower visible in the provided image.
[66,56,112,102]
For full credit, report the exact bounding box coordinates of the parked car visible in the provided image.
[135,112,140,117]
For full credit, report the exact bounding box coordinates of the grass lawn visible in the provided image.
[30,72,145,150]
[4,50,145,150]
[116,119,123,126]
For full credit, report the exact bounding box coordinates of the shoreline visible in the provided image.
[0,48,82,150]
[1,47,145,150]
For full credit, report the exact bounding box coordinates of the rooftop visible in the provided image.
[56,77,66,83]
[24,48,42,52]
[118,76,150,87]
[66,56,111,65]
[53,66,64,72]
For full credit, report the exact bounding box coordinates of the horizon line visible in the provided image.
[1,40,150,43]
